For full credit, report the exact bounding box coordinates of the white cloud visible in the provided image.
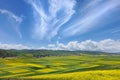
[1,39,120,53]
[0,43,31,50]
[62,0,120,37]
[48,44,56,47]
[0,9,23,38]
[46,39,120,53]
[26,0,76,40]
[26,0,120,40]
[0,9,22,23]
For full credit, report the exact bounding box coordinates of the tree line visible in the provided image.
[0,49,114,58]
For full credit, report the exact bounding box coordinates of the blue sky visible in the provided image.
[0,0,120,52]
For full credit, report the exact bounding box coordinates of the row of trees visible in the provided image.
[0,49,81,58]
[0,49,110,58]
[0,49,17,58]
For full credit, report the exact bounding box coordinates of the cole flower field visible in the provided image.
[0,55,120,80]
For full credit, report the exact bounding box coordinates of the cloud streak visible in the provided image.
[0,9,23,38]
[27,0,76,40]
[62,0,120,37]
[26,0,120,40]
[0,9,22,23]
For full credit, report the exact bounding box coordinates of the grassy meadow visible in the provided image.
[0,55,120,80]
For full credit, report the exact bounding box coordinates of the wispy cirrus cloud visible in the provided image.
[26,0,120,40]
[0,9,22,23]
[0,9,23,38]
[62,0,120,37]
[26,0,76,40]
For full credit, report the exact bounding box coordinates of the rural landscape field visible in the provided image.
[0,0,120,80]
[0,50,120,80]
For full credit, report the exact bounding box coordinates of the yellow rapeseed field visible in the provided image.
[0,56,120,80]
[23,70,120,80]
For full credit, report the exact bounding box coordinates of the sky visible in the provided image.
[0,0,120,52]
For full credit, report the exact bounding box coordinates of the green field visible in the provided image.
[0,55,120,80]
